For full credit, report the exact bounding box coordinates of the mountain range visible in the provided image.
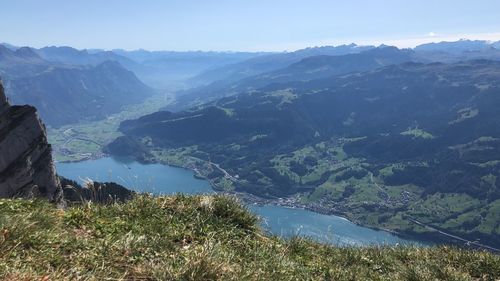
[0,45,155,127]
[3,44,269,90]
[169,40,500,111]
[0,44,271,127]
[187,44,375,86]
[3,40,500,127]
[415,39,499,53]
[169,46,415,110]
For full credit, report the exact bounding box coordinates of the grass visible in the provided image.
[265,88,298,107]
[150,146,202,167]
[401,127,435,139]
[449,108,479,124]
[449,136,498,158]
[1,195,499,280]
[271,142,356,186]
[476,200,500,234]
[216,106,235,117]
[413,193,482,218]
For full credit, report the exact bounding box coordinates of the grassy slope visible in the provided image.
[1,196,499,280]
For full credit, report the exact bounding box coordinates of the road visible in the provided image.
[210,162,239,182]
[186,156,239,182]
[369,172,385,192]
[406,216,500,253]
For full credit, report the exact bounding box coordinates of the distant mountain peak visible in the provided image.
[370,45,400,52]
[96,59,123,68]
[295,43,372,55]
[0,45,45,64]
[0,44,13,56]
[415,39,494,53]
[15,47,42,59]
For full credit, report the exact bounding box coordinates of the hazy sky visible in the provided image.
[1,0,500,51]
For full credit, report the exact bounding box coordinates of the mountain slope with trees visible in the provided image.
[108,60,500,247]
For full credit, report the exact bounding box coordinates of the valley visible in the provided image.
[49,93,174,162]
[3,3,500,279]
[45,88,441,247]
[14,41,500,250]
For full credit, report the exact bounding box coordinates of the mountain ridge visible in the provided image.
[170,46,412,110]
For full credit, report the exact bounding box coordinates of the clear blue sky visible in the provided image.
[1,0,500,51]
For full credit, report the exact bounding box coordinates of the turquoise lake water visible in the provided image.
[57,157,423,246]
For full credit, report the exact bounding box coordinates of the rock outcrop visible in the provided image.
[60,177,135,203]
[0,81,60,199]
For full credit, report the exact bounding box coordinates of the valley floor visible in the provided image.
[0,195,499,280]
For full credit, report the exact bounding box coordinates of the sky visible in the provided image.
[1,0,500,52]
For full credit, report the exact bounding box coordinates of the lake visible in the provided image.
[57,157,423,246]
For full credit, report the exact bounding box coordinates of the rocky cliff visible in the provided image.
[0,81,60,199]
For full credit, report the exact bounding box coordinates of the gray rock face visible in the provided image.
[0,81,60,199]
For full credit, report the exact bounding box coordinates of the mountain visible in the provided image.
[108,60,500,247]
[414,48,500,64]
[220,46,414,94]
[112,49,270,89]
[34,46,269,90]
[35,46,138,68]
[260,46,411,78]
[0,81,60,199]
[188,44,375,87]
[112,49,266,65]
[0,42,19,50]
[414,39,495,53]
[170,46,412,110]
[0,46,155,127]
[413,39,500,63]
[172,41,500,111]
[0,45,48,76]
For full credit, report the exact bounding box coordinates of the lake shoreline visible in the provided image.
[223,190,435,245]
[150,157,496,249]
[57,154,481,249]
